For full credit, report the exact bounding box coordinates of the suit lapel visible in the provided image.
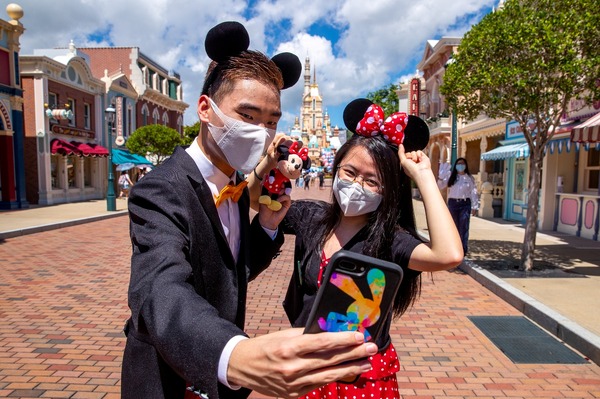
[174,147,230,254]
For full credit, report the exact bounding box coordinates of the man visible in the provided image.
[121,22,376,399]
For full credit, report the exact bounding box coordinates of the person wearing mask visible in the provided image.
[121,22,376,399]
[437,157,479,255]
[250,99,463,398]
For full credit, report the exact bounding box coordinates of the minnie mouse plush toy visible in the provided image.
[259,141,310,211]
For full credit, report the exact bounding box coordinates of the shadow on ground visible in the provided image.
[466,239,599,278]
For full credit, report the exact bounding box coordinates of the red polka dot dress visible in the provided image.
[301,253,401,399]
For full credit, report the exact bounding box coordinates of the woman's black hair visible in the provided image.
[304,135,422,317]
[448,157,471,187]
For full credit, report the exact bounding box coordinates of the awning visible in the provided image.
[112,148,152,166]
[51,139,82,156]
[481,142,530,160]
[70,141,108,157]
[571,112,600,143]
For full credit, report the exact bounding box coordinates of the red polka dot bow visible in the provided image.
[355,104,408,146]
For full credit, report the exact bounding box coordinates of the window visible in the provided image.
[127,106,133,136]
[83,103,90,130]
[162,112,169,126]
[584,149,600,191]
[153,109,159,124]
[84,157,92,187]
[48,93,57,108]
[51,155,60,189]
[67,156,77,188]
[67,98,75,126]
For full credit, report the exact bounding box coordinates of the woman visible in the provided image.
[438,158,479,255]
[278,99,463,398]
[118,171,133,199]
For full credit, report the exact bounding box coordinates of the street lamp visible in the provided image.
[444,54,458,166]
[104,105,116,211]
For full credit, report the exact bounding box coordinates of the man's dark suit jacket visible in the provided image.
[121,147,284,399]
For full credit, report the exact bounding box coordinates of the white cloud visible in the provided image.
[11,0,496,131]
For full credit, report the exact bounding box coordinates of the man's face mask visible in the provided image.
[206,98,277,174]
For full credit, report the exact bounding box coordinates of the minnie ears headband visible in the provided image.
[343,98,430,152]
[202,21,302,94]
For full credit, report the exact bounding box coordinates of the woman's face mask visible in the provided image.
[456,164,466,173]
[332,175,383,217]
[207,98,276,174]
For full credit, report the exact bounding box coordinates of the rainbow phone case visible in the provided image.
[304,250,404,343]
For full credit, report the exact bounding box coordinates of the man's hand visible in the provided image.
[228,328,377,398]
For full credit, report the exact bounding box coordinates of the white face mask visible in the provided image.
[207,98,277,174]
[332,175,383,217]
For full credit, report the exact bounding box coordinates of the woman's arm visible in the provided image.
[398,145,463,271]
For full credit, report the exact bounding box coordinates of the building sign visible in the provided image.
[51,124,95,139]
[409,78,420,116]
[116,96,124,139]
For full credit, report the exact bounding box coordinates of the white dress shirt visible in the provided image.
[439,172,479,210]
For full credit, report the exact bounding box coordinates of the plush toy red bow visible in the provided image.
[289,141,308,160]
[355,104,408,146]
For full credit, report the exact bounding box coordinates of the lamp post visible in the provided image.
[444,54,458,166]
[104,106,116,211]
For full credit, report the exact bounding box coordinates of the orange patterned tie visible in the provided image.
[214,180,248,207]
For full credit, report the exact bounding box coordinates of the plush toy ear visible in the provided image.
[271,52,302,89]
[205,21,250,62]
[343,98,373,134]
[403,115,430,152]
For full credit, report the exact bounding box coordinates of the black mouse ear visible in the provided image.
[403,115,430,152]
[343,98,373,133]
[271,52,302,89]
[205,21,250,62]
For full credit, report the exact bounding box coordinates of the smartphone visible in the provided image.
[303,250,404,343]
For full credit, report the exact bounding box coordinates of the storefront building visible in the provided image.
[0,4,27,209]
[480,103,600,241]
[20,42,108,205]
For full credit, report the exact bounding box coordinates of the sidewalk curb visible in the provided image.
[0,210,128,241]
[460,259,600,366]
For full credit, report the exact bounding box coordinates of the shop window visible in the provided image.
[67,156,77,188]
[584,149,600,191]
[84,157,92,187]
[51,155,60,189]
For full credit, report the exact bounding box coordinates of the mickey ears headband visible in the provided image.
[343,98,430,152]
[202,21,302,94]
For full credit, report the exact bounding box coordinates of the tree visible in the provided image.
[441,0,600,270]
[366,83,399,116]
[126,124,182,165]
[182,121,201,146]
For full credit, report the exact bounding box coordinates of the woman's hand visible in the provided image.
[398,144,432,183]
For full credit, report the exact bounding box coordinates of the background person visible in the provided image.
[122,22,375,399]
[437,157,479,255]
[118,171,133,199]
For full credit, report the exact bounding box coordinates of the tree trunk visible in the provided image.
[520,148,543,271]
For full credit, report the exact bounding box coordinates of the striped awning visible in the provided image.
[571,112,600,143]
[481,142,530,160]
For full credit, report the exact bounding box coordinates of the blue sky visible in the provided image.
[12,0,497,132]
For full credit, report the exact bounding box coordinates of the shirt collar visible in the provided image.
[185,138,234,191]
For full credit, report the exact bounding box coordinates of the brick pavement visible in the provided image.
[1,182,599,398]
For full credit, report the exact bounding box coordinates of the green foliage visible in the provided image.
[366,83,399,116]
[126,124,182,165]
[441,0,600,129]
[182,121,201,146]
